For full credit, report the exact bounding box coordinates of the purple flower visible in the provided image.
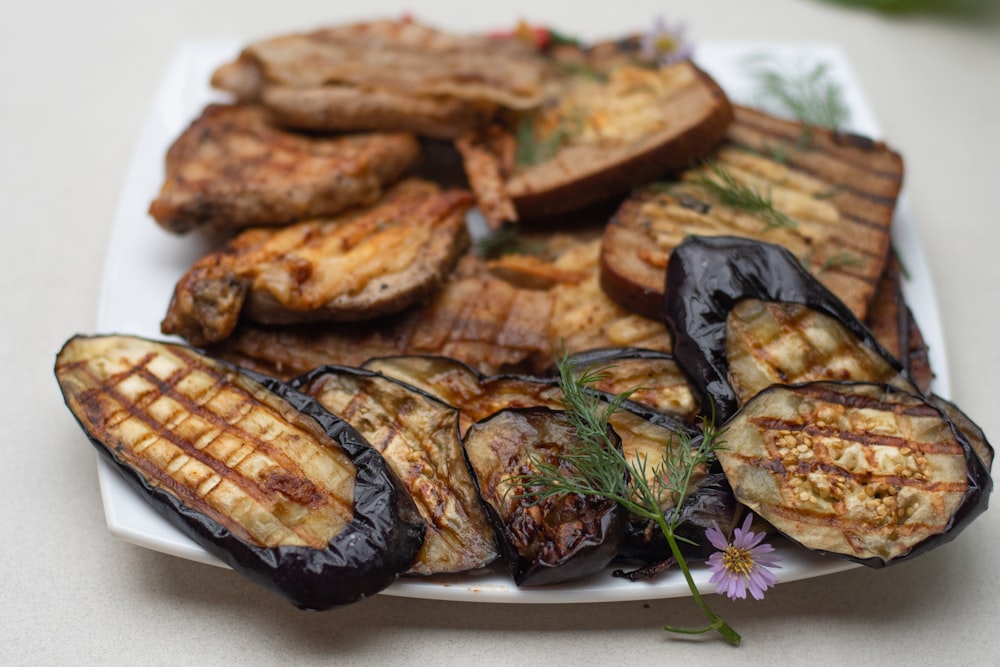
[640,16,693,66]
[706,513,781,600]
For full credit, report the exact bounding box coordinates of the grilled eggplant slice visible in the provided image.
[291,365,499,575]
[663,235,910,421]
[719,381,992,566]
[561,347,699,420]
[54,334,424,610]
[463,407,628,585]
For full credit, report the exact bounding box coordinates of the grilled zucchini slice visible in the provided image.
[55,334,424,610]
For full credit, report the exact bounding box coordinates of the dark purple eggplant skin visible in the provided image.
[662,235,904,422]
[62,348,425,611]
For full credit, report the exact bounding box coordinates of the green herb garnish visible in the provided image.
[745,55,851,131]
[515,112,582,166]
[692,161,797,232]
[509,355,740,645]
[820,251,864,272]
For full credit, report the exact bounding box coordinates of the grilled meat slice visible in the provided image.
[211,19,550,139]
[161,179,473,346]
[206,264,557,379]
[293,366,499,575]
[538,236,673,355]
[600,105,904,320]
[456,48,732,226]
[865,251,934,393]
[149,104,419,234]
[54,334,425,610]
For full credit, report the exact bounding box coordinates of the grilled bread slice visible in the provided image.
[211,19,550,140]
[149,104,419,234]
[161,179,473,346]
[456,41,733,227]
[600,105,904,321]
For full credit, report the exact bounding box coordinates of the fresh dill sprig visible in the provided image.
[515,113,580,166]
[744,55,851,131]
[820,251,864,272]
[508,354,739,646]
[692,161,797,232]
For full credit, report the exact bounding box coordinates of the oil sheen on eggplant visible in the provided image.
[291,365,499,575]
[720,381,991,566]
[462,407,628,586]
[54,334,425,610]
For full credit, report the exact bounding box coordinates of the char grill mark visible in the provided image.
[68,345,348,548]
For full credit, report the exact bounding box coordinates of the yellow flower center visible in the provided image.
[722,545,754,577]
[655,35,679,54]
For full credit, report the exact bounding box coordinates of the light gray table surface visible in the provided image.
[4,1,998,664]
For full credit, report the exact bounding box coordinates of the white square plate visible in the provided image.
[92,40,948,603]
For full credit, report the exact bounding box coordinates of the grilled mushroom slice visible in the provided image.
[463,407,628,585]
[292,365,499,575]
[54,334,424,610]
[719,381,992,566]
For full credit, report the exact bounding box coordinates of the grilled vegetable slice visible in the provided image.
[561,347,699,420]
[463,407,627,585]
[663,235,909,421]
[54,334,424,610]
[719,381,992,566]
[292,365,499,575]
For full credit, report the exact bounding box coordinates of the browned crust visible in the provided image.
[865,251,934,393]
[161,179,474,346]
[148,104,420,234]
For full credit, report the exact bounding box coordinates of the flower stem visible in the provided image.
[656,513,741,646]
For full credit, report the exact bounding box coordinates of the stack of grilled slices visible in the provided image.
[55,17,990,612]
